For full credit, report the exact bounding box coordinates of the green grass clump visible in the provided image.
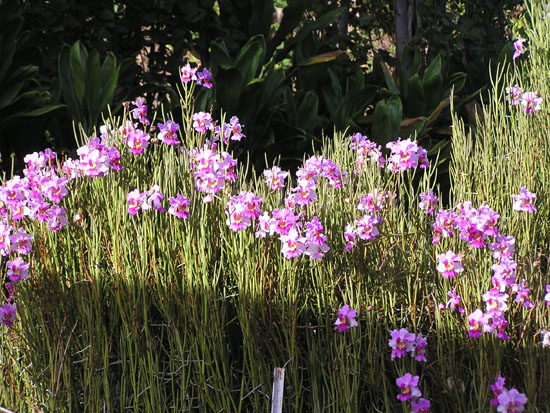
[2,2,550,411]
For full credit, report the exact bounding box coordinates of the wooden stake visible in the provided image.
[271,367,285,413]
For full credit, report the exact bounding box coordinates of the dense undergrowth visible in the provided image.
[1,2,550,412]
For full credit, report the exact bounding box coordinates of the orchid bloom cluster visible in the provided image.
[505,85,542,114]
[243,154,346,260]
[214,116,245,144]
[188,146,237,203]
[386,138,429,173]
[180,63,212,89]
[127,186,190,220]
[427,190,537,341]
[343,188,394,252]
[349,133,385,173]
[491,376,527,412]
[387,327,430,409]
[0,138,125,326]
[395,373,431,412]
[388,328,428,362]
[225,191,262,232]
[254,208,330,261]
[298,155,349,189]
[76,136,122,177]
[348,133,429,174]
[120,109,151,156]
[334,304,358,332]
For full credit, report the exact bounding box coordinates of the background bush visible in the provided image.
[0,0,523,176]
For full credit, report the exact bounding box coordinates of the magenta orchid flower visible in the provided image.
[396,373,421,401]
[512,35,526,60]
[511,187,536,213]
[335,304,358,332]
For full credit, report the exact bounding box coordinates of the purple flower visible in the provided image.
[497,388,527,412]
[432,209,457,244]
[0,223,11,256]
[396,373,421,401]
[227,116,244,141]
[343,223,357,252]
[436,250,463,279]
[10,227,32,255]
[468,309,487,338]
[388,328,416,360]
[304,216,330,261]
[127,129,150,155]
[288,179,317,206]
[386,138,429,173]
[263,166,288,192]
[521,92,542,114]
[349,133,385,172]
[255,212,271,239]
[419,189,438,215]
[142,185,166,213]
[491,376,506,407]
[7,257,30,282]
[196,68,213,89]
[544,285,550,306]
[512,35,526,60]
[354,214,380,241]
[411,398,431,413]
[335,304,358,332]
[0,303,17,327]
[511,279,533,308]
[157,120,180,145]
[127,189,144,215]
[168,194,190,219]
[482,288,509,314]
[489,235,515,261]
[357,189,394,213]
[192,112,213,133]
[225,192,262,232]
[446,288,465,314]
[492,259,517,292]
[279,228,306,259]
[511,187,536,213]
[477,204,500,237]
[506,85,523,106]
[131,97,149,125]
[181,63,198,83]
[46,205,69,232]
[413,333,427,362]
[76,137,120,177]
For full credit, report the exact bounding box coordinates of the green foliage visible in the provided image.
[206,3,354,169]
[58,41,124,134]
[371,48,470,145]
[0,1,62,132]
[414,0,523,93]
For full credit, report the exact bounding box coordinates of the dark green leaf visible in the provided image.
[235,35,266,87]
[69,41,87,104]
[422,55,443,110]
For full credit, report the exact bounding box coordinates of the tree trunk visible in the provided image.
[394,0,420,71]
[338,0,351,39]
